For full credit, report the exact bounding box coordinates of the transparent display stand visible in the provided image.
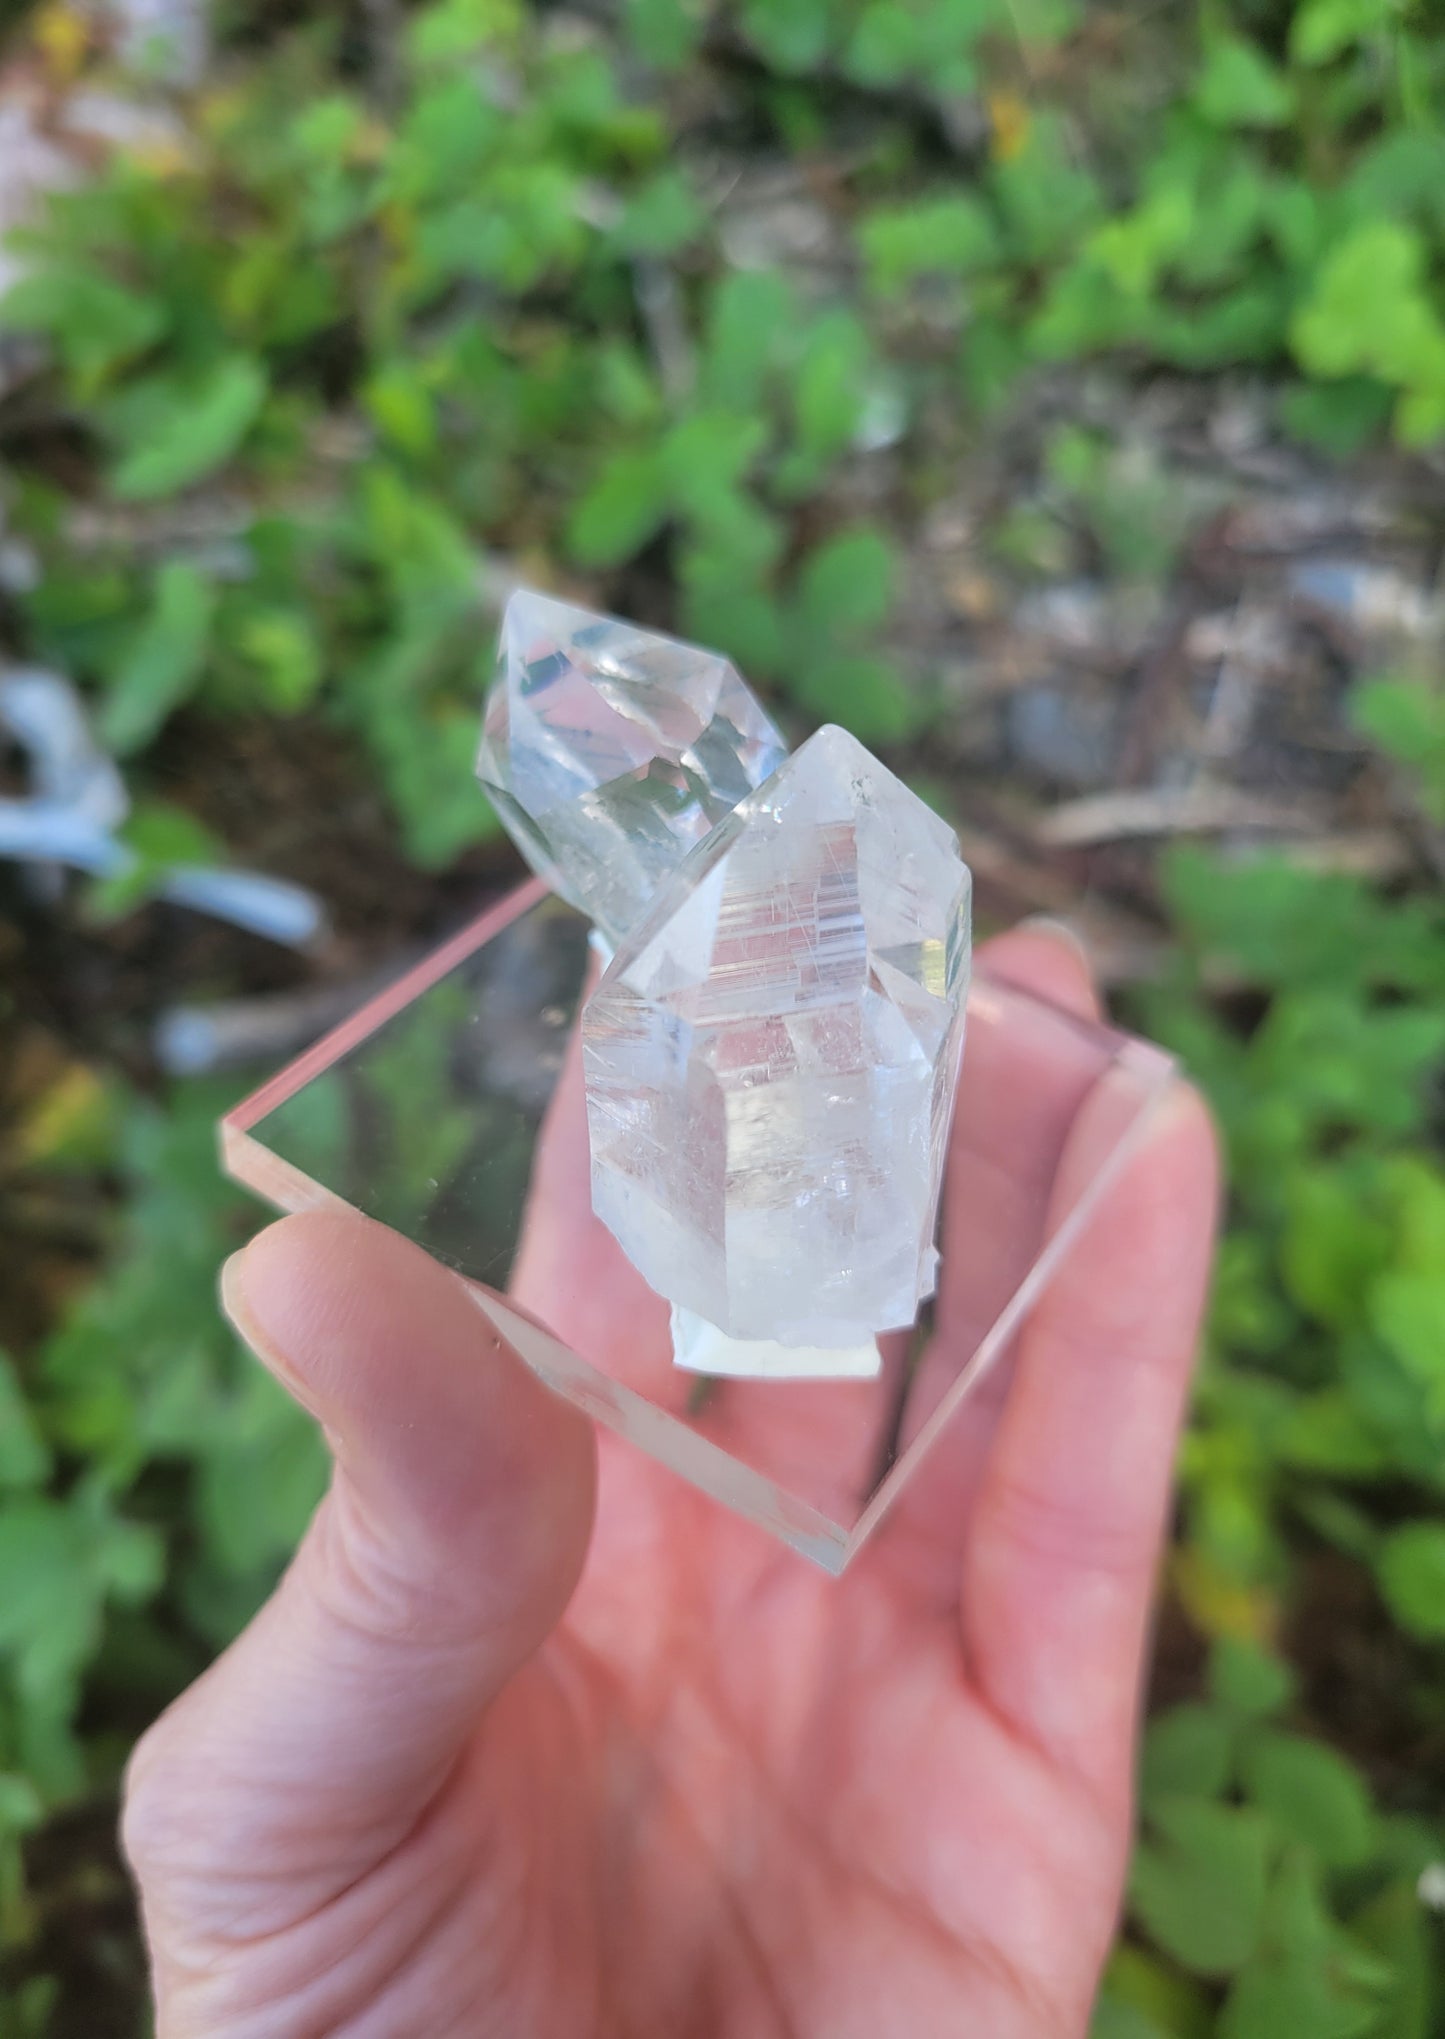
[222,880,1176,1573]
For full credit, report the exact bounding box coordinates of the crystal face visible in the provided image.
[478,591,788,947]
[583,725,972,1348]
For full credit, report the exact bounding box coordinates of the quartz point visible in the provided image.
[477,591,788,949]
[583,725,972,1351]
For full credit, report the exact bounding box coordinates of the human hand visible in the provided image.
[123,923,1217,2038]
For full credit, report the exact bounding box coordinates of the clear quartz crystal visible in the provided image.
[583,725,972,1350]
[477,591,788,948]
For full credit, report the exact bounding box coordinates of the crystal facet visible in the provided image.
[583,725,972,1348]
[478,591,788,947]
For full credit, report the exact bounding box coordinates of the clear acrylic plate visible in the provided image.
[221,879,1176,1573]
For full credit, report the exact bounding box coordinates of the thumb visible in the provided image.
[123,1208,595,1938]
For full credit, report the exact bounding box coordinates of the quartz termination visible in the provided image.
[583,725,972,1349]
[477,591,788,949]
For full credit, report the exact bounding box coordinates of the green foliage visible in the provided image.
[1131,1800,1273,1976]
[1100,1641,1436,2037]
[1100,850,1445,2032]
[1377,1524,1445,1641]
[1291,224,1445,446]
[99,559,216,755]
[1353,678,1445,825]
[0,1078,325,1958]
[2,0,1443,2027]
[1142,847,1445,1560]
[1,269,162,393]
[109,354,270,500]
[88,799,225,920]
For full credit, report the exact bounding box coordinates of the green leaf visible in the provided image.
[89,801,226,921]
[992,113,1103,264]
[1130,1799,1271,1975]
[111,356,268,501]
[1087,182,1195,298]
[846,1,923,83]
[1009,0,1078,38]
[860,195,998,295]
[366,698,505,868]
[1372,1270,1445,1416]
[2,268,163,390]
[1141,1703,1236,1807]
[1094,1943,1213,2039]
[1221,1856,1392,2039]
[1281,378,1395,458]
[741,0,836,73]
[663,410,769,521]
[798,652,916,743]
[1239,1730,1375,1865]
[0,1355,50,1491]
[1351,1880,1435,2039]
[568,449,670,566]
[1353,678,1445,824]
[1209,1637,1295,1718]
[0,1499,101,1697]
[195,1369,328,1576]
[126,803,224,866]
[1195,35,1295,127]
[701,271,798,412]
[99,561,216,755]
[616,169,706,255]
[388,76,496,204]
[1291,0,1406,66]
[625,0,705,67]
[0,1771,45,1835]
[1290,222,1445,425]
[1377,1522,1445,1639]
[1161,849,1387,992]
[1395,384,1445,448]
[790,311,871,468]
[1391,1155,1445,1271]
[98,1515,166,1602]
[1247,992,1445,1145]
[797,528,897,637]
[364,364,438,458]
[233,608,325,714]
[679,539,787,675]
[1280,1390,1391,1478]
[1280,1163,1391,1329]
[1090,2002,1170,2039]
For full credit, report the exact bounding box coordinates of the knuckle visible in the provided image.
[120,1704,196,1883]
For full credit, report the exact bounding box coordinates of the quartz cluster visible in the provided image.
[582,725,971,1351]
[478,591,971,1375]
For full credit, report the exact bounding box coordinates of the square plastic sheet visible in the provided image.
[221,880,1176,1573]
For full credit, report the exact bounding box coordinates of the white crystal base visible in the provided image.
[670,1306,881,1380]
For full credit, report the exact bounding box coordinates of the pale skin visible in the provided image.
[123,924,1219,2038]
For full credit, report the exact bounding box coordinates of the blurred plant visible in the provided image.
[1136,849,1445,1634]
[0,1077,324,1973]
[3,0,1438,876]
[1096,1637,1439,2039]
[1353,677,1445,828]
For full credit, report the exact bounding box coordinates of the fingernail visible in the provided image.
[1018,913,1092,970]
[220,1246,328,1424]
[218,1247,248,1326]
[1140,1078,1222,1218]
